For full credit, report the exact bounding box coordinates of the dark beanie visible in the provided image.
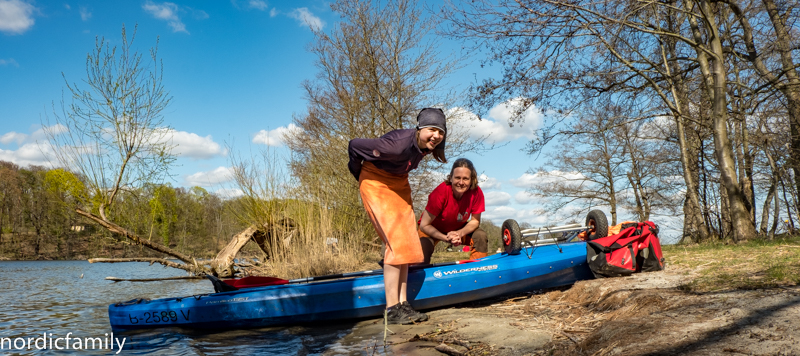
[416,108,447,151]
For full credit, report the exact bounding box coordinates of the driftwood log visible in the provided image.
[213,225,260,277]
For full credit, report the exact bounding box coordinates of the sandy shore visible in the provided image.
[331,266,800,355]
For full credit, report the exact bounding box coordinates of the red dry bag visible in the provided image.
[586,221,664,278]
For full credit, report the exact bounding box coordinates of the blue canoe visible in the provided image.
[108,241,593,330]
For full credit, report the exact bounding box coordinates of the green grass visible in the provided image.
[665,234,800,292]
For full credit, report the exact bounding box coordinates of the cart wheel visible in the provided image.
[585,210,609,240]
[501,219,522,255]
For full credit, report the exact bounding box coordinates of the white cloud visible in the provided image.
[5,126,223,162]
[449,99,542,144]
[164,129,226,159]
[0,131,27,145]
[484,191,511,206]
[0,142,55,167]
[184,166,234,187]
[509,171,586,188]
[515,210,551,226]
[191,9,209,20]
[79,6,91,21]
[515,191,536,204]
[248,0,268,10]
[215,188,244,199]
[0,0,35,35]
[478,174,501,190]
[482,206,550,226]
[481,206,516,224]
[0,125,87,168]
[269,8,278,17]
[487,98,543,129]
[143,1,188,33]
[289,7,323,30]
[0,58,18,67]
[34,124,68,140]
[252,124,300,146]
[509,173,538,188]
[1,124,66,146]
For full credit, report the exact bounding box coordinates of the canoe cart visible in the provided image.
[108,210,609,330]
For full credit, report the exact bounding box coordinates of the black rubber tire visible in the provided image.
[585,210,609,240]
[501,219,522,255]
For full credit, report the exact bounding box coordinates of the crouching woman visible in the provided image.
[418,158,488,264]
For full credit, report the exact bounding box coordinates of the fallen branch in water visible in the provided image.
[105,276,204,282]
[89,257,188,271]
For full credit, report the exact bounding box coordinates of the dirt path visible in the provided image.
[335,266,800,355]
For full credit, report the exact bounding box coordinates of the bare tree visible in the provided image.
[525,100,680,224]
[44,26,243,276]
[526,105,627,225]
[725,0,800,212]
[443,0,762,240]
[284,0,483,232]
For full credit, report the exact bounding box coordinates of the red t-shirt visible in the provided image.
[420,182,485,234]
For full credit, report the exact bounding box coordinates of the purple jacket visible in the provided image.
[348,129,426,180]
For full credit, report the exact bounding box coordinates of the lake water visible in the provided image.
[0,261,385,355]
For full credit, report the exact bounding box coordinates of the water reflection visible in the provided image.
[0,261,380,355]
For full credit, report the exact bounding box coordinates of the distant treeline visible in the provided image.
[0,160,248,260]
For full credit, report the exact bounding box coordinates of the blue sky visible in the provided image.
[0,0,681,240]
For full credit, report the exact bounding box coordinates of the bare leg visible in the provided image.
[384,263,400,307]
[399,264,409,303]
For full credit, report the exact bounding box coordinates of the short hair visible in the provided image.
[445,158,478,190]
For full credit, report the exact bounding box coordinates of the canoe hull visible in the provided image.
[109,242,592,330]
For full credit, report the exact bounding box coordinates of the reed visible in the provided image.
[227,147,381,279]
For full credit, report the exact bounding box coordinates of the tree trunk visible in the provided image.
[212,225,260,277]
[602,137,618,226]
[719,181,731,239]
[734,116,755,223]
[34,233,40,256]
[779,177,796,233]
[769,187,780,238]
[692,0,755,241]
[762,144,782,235]
[680,126,709,243]
[760,181,776,235]
[711,76,755,241]
[761,0,800,216]
[628,172,645,221]
[662,39,710,243]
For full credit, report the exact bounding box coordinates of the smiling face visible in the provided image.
[450,167,472,199]
[417,127,445,151]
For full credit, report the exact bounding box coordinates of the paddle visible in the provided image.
[216,258,480,291]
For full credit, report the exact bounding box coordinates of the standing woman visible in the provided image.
[348,108,447,324]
